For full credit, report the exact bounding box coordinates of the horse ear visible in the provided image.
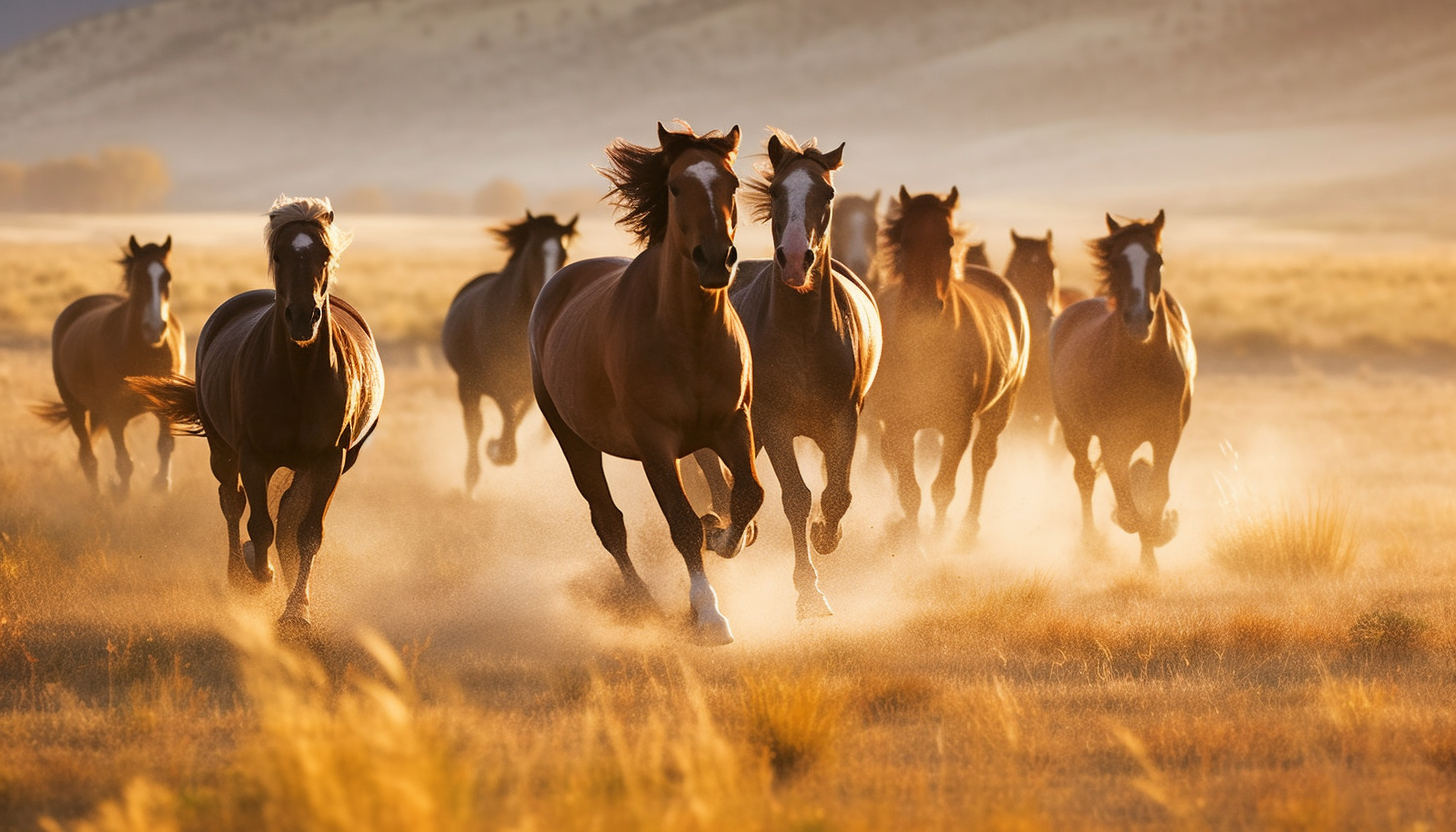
[1105,213,1122,233]
[128,235,141,256]
[766,133,786,169]
[821,142,845,171]
[1152,209,1165,235]
[944,186,959,210]
[657,121,674,149]
[898,185,911,205]
[1010,229,1022,243]
[162,235,172,255]
[525,209,534,221]
[871,189,881,207]
[725,125,741,153]
[567,214,579,232]
[1046,229,1053,244]
[324,210,334,225]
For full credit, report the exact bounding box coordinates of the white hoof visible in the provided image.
[689,573,734,646]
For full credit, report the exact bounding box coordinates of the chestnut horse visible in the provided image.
[529,123,762,645]
[1050,211,1195,570]
[691,131,881,618]
[442,211,577,495]
[34,236,184,499]
[962,240,991,270]
[130,196,384,627]
[1002,229,1061,443]
[870,187,1028,546]
[830,191,880,290]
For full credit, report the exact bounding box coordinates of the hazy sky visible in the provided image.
[0,0,143,51]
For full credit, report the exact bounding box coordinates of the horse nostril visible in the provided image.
[725,246,738,267]
[774,247,787,267]
[803,249,815,270]
[311,307,322,325]
[692,246,708,268]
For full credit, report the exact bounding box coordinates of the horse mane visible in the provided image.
[880,192,964,286]
[490,214,579,261]
[117,240,170,290]
[264,195,353,276]
[741,129,838,224]
[597,122,737,248]
[1088,216,1161,298]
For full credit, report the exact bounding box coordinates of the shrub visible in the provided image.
[1211,492,1358,577]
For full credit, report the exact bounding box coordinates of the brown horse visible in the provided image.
[691,131,881,619]
[1002,229,1061,443]
[830,191,880,290]
[529,123,761,645]
[34,236,184,499]
[130,196,384,627]
[869,187,1028,546]
[1050,210,1195,570]
[442,211,578,495]
[962,240,991,270]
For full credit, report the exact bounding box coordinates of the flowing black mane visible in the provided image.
[880,192,963,285]
[490,214,578,264]
[597,122,738,248]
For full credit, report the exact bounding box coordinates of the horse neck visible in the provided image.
[649,238,730,325]
[1006,266,1054,331]
[502,246,545,309]
[272,294,337,377]
[768,227,837,326]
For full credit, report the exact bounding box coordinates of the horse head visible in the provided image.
[748,131,843,292]
[1005,229,1058,311]
[659,123,741,290]
[1095,210,1166,342]
[122,234,173,346]
[885,186,960,313]
[492,210,579,291]
[830,191,879,285]
[266,196,350,346]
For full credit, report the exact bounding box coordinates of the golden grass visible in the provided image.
[1210,492,1359,578]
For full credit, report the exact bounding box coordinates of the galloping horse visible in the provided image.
[530,123,762,645]
[1002,229,1060,442]
[442,212,578,495]
[830,191,880,289]
[1050,211,1195,570]
[35,236,184,498]
[130,196,384,626]
[691,131,881,618]
[870,187,1028,546]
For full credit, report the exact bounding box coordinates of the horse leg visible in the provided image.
[238,452,278,585]
[811,413,857,557]
[458,379,484,496]
[275,471,308,586]
[279,457,343,629]
[1101,440,1148,567]
[67,407,99,493]
[1064,425,1098,548]
[880,423,921,547]
[703,408,765,559]
[964,393,1015,545]
[763,431,828,619]
[152,413,175,493]
[1137,433,1183,570]
[930,421,972,541]
[537,386,654,613]
[690,448,733,519]
[639,448,733,645]
[486,394,521,466]
[210,442,250,587]
[106,416,134,502]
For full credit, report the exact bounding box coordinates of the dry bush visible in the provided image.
[735,662,846,784]
[1347,608,1429,661]
[1211,493,1358,578]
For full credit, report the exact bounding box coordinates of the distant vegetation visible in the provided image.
[0,146,171,213]
[337,177,607,219]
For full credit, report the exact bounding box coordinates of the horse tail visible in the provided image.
[126,374,207,436]
[30,400,72,427]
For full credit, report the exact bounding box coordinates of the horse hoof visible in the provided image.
[810,519,842,555]
[744,520,757,548]
[700,513,745,559]
[796,592,834,620]
[276,613,311,642]
[693,613,735,646]
[151,475,171,494]
[486,439,517,466]
[110,482,131,503]
[1111,504,1141,535]
[243,541,275,584]
[958,519,981,549]
[1150,509,1179,547]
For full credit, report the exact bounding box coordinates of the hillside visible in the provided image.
[1,0,1454,241]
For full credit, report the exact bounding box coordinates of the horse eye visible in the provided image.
[669,184,680,197]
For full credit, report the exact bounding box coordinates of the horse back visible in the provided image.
[441,270,498,373]
[952,266,1030,405]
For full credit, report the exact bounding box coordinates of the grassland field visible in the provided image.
[0,219,1455,831]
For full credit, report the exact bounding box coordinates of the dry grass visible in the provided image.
[1210,492,1359,578]
[4,230,1456,830]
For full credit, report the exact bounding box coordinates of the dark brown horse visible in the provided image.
[1002,229,1060,443]
[830,191,880,289]
[962,240,991,270]
[529,123,761,645]
[691,131,881,618]
[1050,211,1195,570]
[130,196,384,626]
[442,211,578,495]
[869,187,1028,546]
[34,236,184,498]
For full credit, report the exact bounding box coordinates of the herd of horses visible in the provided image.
[33,123,1195,643]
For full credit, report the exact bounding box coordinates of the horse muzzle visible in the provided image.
[694,244,738,290]
[1122,311,1153,341]
[775,244,815,291]
[140,319,167,346]
[284,302,324,344]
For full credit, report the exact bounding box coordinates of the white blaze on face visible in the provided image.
[780,168,814,248]
[144,260,167,334]
[292,232,313,251]
[1123,241,1150,314]
[541,237,563,280]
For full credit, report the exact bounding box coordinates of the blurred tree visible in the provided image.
[97,146,171,211]
[408,190,468,215]
[23,156,105,212]
[472,178,526,217]
[338,185,392,214]
[17,146,171,212]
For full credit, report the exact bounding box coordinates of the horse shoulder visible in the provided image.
[1163,291,1198,385]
